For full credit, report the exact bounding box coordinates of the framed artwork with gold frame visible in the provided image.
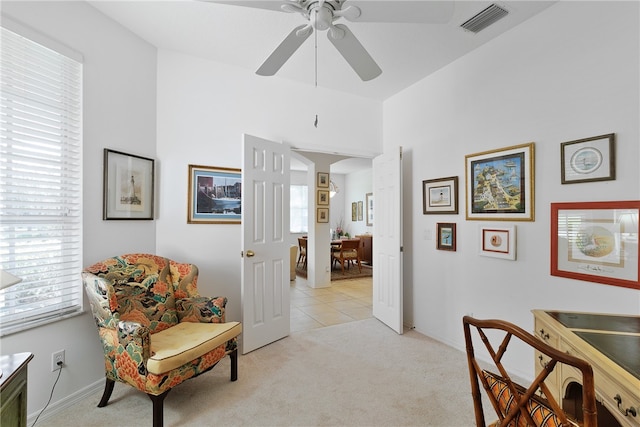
[187,164,241,224]
[465,143,534,221]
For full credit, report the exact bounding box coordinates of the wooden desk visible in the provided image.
[1,352,33,427]
[533,310,639,427]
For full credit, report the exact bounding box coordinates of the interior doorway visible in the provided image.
[289,151,374,287]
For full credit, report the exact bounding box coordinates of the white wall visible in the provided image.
[384,1,640,379]
[1,0,158,419]
[345,169,374,237]
[155,50,382,318]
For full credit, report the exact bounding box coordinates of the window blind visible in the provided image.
[290,184,308,233]
[0,25,83,336]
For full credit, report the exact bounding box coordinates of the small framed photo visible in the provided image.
[317,172,329,188]
[187,164,241,224]
[351,202,357,221]
[366,192,374,226]
[551,201,639,290]
[423,176,458,214]
[479,225,516,260]
[357,201,364,221]
[103,149,155,220]
[561,133,615,184]
[436,223,456,251]
[317,207,329,223]
[465,143,534,221]
[317,190,329,205]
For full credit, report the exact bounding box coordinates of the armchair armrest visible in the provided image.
[176,296,227,323]
[118,321,151,362]
[82,272,121,329]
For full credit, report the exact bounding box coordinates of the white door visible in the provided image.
[241,134,290,354]
[372,146,403,334]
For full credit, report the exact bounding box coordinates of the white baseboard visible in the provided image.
[28,378,104,426]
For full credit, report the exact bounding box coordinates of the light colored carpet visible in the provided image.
[40,318,478,427]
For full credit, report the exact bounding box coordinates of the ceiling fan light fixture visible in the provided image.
[328,25,345,40]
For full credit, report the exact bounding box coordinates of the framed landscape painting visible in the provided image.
[187,164,241,224]
[465,143,534,221]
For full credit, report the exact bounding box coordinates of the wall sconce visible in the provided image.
[329,180,339,198]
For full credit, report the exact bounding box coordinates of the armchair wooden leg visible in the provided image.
[97,378,115,407]
[230,348,238,381]
[148,390,170,427]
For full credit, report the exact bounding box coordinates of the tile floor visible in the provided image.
[290,276,373,333]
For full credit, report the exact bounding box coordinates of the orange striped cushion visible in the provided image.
[482,370,567,427]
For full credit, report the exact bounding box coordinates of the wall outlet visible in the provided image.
[52,349,65,371]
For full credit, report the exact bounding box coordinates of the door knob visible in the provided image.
[245,250,255,257]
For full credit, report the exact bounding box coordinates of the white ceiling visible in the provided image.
[88,0,556,102]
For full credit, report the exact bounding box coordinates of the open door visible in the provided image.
[372,146,403,334]
[241,134,291,354]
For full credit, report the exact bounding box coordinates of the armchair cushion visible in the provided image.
[148,321,242,374]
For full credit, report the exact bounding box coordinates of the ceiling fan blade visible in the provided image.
[201,1,289,13]
[346,1,454,24]
[327,24,381,81]
[256,24,312,76]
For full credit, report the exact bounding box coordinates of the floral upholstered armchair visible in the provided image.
[82,254,242,427]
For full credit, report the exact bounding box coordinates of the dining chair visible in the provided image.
[463,315,597,427]
[332,238,361,273]
[297,237,307,269]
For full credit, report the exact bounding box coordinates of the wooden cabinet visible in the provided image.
[356,235,372,265]
[1,353,33,427]
[532,310,640,427]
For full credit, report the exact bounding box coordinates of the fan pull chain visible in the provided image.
[314,9,318,128]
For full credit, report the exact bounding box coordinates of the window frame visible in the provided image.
[0,19,84,336]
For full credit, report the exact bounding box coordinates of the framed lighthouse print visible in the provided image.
[103,149,155,220]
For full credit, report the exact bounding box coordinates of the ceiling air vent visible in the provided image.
[460,4,509,33]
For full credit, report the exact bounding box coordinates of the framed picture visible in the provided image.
[423,176,458,214]
[103,149,154,220]
[317,172,329,188]
[187,164,241,224]
[317,190,329,205]
[366,192,373,226]
[351,202,357,221]
[357,201,364,221]
[551,201,639,290]
[317,207,329,223]
[437,223,456,251]
[465,143,534,221]
[561,133,615,184]
[479,225,516,260]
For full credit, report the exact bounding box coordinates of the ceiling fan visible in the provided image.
[207,1,455,81]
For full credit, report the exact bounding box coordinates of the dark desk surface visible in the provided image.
[547,311,640,380]
[549,311,640,334]
[0,352,33,390]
